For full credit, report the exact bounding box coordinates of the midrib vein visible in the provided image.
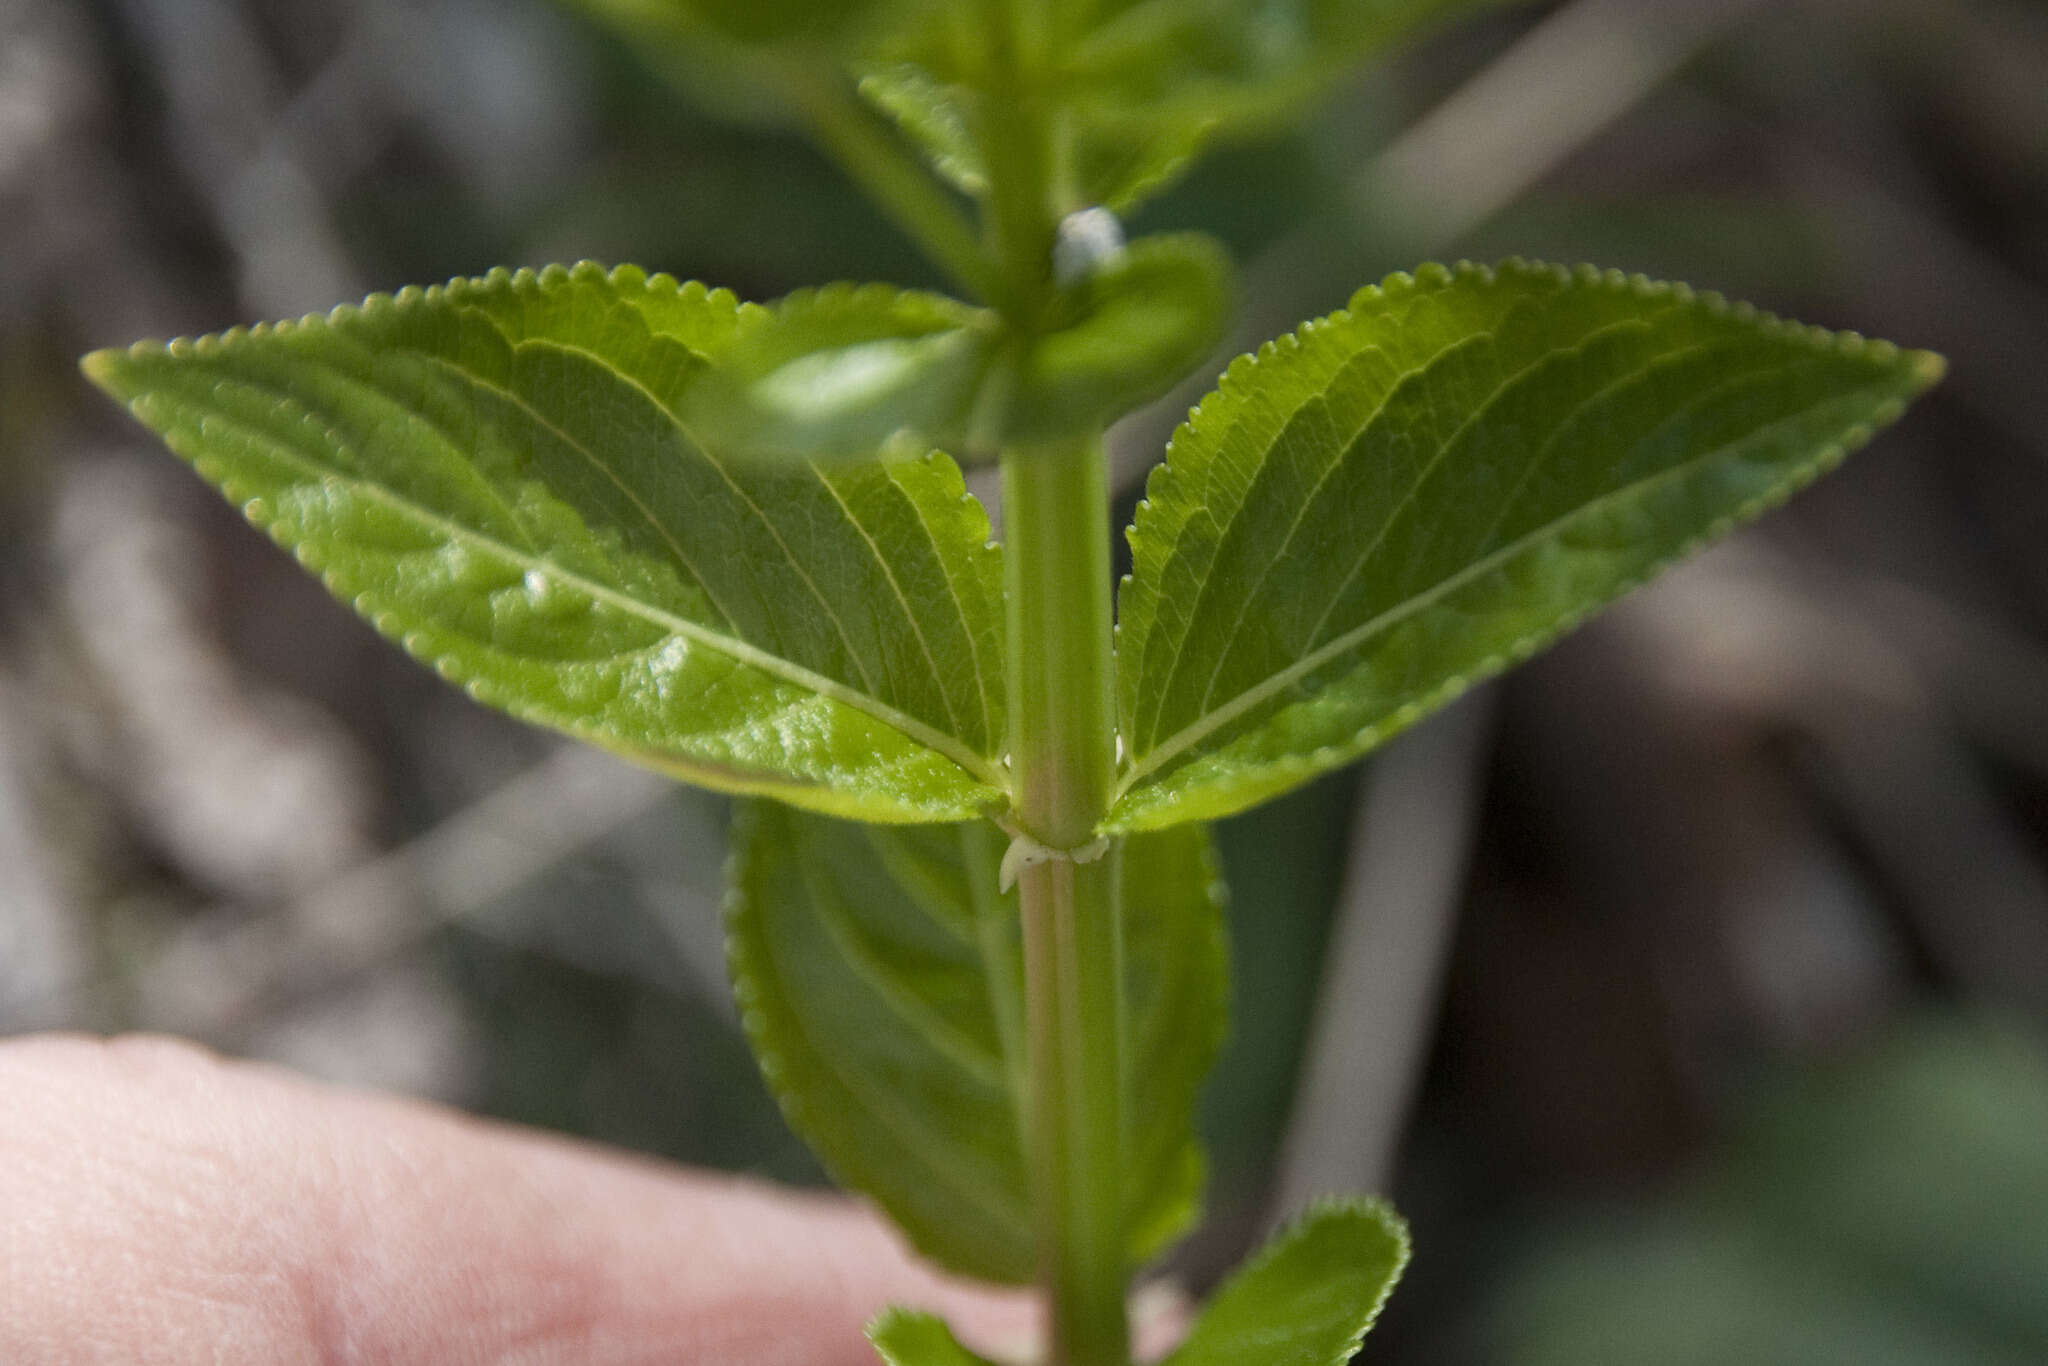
[813,470,968,746]
[193,393,1002,789]
[1118,361,1867,796]
[1131,324,1488,749]
[1292,326,1724,655]
[784,860,1029,1241]
[800,856,1003,1088]
[458,339,890,703]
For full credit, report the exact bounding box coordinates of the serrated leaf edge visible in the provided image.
[84,261,1014,819]
[1167,1196,1413,1366]
[722,805,1036,1281]
[1108,258,1944,832]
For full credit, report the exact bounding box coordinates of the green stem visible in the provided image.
[1019,849,1126,1366]
[1003,436,1116,847]
[978,0,1056,324]
[1003,434,1127,1366]
[786,67,1003,306]
[982,7,1127,1359]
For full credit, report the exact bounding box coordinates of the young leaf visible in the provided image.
[685,239,1227,462]
[872,2,1508,214]
[726,803,1227,1284]
[1111,260,1944,832]
[867,1308,1001,1366]
[1064,0,1519,212]
[84,263,1008,824]
[1006,233,1235,444]
[1163,1199,1411,1366]
[858,63,987,198]
[682,282,1001,463]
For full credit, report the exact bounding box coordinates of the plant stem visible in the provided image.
[978,0,1056,324]
[1004,436,1116,848]
[1003,434,1127,1366]
[982,3,1127,1356]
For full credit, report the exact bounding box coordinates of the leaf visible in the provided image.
[1057,0,1517,211]
[1007,233,1235,443]
[685,239,1226,462]
[1164,1199,1411,1366]
[870,1,1508,214]
[867,1308,1002,1366]
[859,63,988,197]
[682,282,1002,463]
[84,262,1008,823]
[1111,260,1944,832]
[726,802,1227,1283]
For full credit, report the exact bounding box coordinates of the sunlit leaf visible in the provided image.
[1112,260,1943,831]
[1165,1199,1410,1366]
[84,263,1008,823]
[726,803,1227,1282]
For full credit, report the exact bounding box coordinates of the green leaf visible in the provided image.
[1165,1199,1411,1366]
[84,262,1008,823]
[867,1308,1002,1366]
[685,239,1227,462]
[1111,260,1944,832]
[871,1,1508,214]
[1058,0,1516,211]
[859,63,988,197]
[682,282,1001,463]
[726,802,1227,1283]
[1007,233,1235,444]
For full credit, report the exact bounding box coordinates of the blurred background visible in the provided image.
[3,0,2047,1360]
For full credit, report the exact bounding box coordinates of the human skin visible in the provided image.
[0,1034,1060,1365]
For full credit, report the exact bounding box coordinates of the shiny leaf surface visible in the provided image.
[1112,260,1943,831]
[85,263,1009,822]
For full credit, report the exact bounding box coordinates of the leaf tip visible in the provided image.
[78,346,125,393]
[1906,347,1948,390]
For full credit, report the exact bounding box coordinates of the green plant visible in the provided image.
[80,3,1943,1362]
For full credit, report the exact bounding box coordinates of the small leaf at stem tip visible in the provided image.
[1003,232,1234,444]
[725,803,1228,1284]
[1163,1198,1411,1366]
[680,281,1002,464]
[82,262,1009,823]
[1056,0,1522,210]
[1112,259,1945,833]
[858,62,987,196]
[867,1308,1004,1366]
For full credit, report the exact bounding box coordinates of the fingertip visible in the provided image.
[0,1034,1036,1365]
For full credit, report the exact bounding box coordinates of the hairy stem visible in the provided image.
[1003,433,1127,1366]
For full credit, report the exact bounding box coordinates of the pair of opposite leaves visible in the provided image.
[85,256,1940,1366]
[83,257,1942,837]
